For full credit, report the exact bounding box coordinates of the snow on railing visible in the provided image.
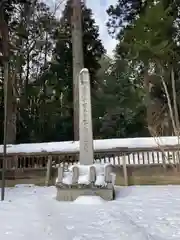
[0,136,180,155]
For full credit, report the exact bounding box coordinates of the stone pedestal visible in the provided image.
[55,164,116,201]
[56,186,114,201]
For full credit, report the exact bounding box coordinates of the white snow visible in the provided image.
[77,175,90,185]
[0,136,180,154]
[95,175,106,186]
[73,196,106,205]
[1,184,180,239]
[61,172,73,185]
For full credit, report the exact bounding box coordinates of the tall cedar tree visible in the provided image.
[47,0,105,139]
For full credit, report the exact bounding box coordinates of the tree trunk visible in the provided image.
[7,77,16,144]
[0,9,16,144]
[143,68,152,131]
[71,0,84,140]
[171,67,180,134]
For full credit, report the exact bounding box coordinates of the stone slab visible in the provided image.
[56,186,115,201]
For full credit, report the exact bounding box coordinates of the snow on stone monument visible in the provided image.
[55,68,116,201]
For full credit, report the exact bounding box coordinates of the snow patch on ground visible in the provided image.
[73,196,106,205]
[14,184,35,188]
[1,185,180,239]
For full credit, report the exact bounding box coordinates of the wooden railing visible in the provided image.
[0,145,180,170]
[0,137,180,186]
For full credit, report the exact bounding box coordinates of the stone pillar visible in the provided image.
[79,68,94,165]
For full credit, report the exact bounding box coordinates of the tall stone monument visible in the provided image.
[79,68,93,165]
[55,68,115,201]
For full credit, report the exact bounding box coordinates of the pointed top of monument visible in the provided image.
[80,68,89,74]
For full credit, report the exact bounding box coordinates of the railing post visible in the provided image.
[122,154,128,186]
[45,155,52,186]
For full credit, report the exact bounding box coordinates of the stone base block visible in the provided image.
[56,185,115,201]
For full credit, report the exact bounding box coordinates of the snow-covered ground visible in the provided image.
[1,185,180,239]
